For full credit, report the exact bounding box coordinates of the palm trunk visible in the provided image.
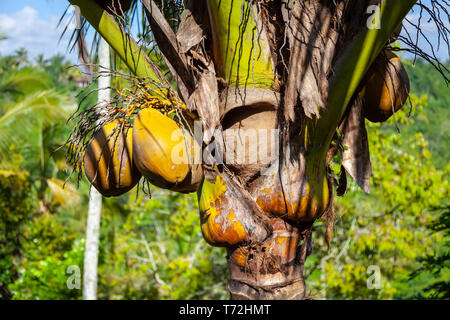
[83,38,110,300]
[227,219,312,300]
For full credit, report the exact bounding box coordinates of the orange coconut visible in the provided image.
[362,51,410,123]
[84,121,141,197]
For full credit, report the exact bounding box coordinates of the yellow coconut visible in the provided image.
[362,51,410,123]
[197,175,249,246]
[132,108,203,192]
[84,121,141,197]
[197,173,270,247]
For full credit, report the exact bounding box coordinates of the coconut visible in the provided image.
[83,121,141,197]
[132,108,203,193]
[248,156,330,223]
[197,173,270,247]
[362,51,410,123]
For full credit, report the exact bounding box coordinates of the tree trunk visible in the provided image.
[227,218,312,300]
[83,37,110,300]
[83,187,102,300]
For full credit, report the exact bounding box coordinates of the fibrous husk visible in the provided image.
[176,2,205,54]
[281,0,343,120]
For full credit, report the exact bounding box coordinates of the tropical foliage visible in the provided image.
[304,93,449,299]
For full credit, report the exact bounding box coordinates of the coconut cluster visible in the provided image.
[83,106,202,197]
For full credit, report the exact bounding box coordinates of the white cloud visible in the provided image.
[0,6,77,62]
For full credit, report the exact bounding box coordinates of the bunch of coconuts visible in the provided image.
[360,49,410,123]
[84,0,203,198]
[83,108,203,197]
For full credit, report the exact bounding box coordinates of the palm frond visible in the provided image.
[46,177,81,207]
[0,90,76,167]
[0,68,51,98]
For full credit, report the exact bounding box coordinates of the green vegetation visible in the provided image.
[305,93,449,299]
[403,60,450,169]
[408,204,450,299]
[0,47,448,299]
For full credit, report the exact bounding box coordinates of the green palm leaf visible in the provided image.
[0,67,51,100]
[0,90,75,167]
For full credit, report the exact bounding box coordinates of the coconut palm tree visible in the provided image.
[67,0,449,299]
[35,54,48,69]
[14,48,29,68]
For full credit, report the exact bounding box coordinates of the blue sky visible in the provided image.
[0,0,80,62]
[0,0,448,65]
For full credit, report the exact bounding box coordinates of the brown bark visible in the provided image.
[227,219,312,300]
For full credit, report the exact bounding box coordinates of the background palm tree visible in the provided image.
[35,54,48,69]
[0,58,79,212]
[83,37,110,301]
[14,48,29,68]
